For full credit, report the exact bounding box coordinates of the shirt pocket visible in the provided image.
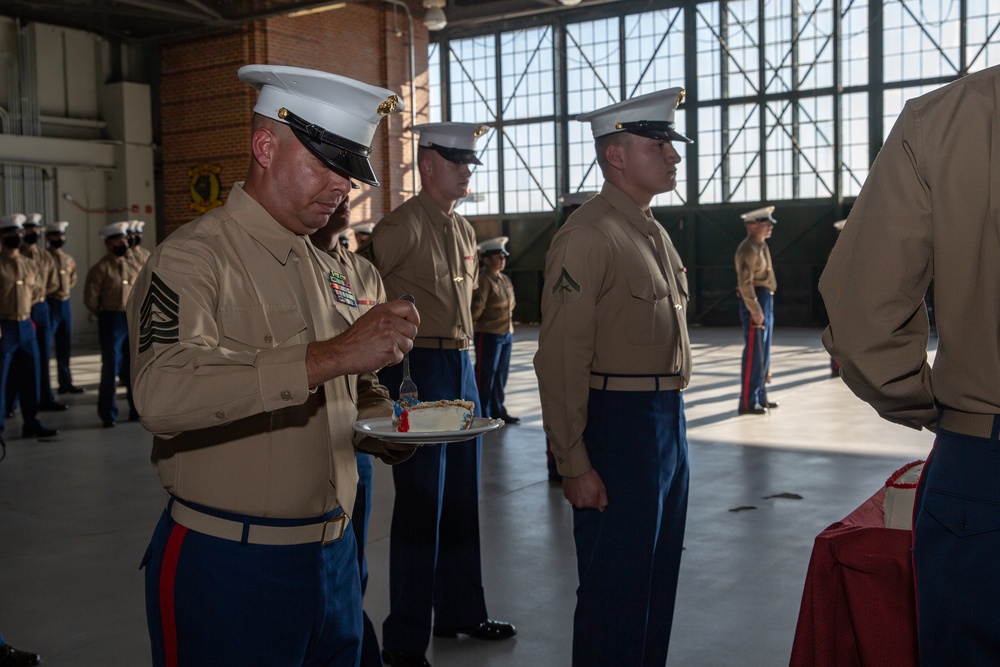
[414,259,451,287]
[219,304,307,352]
[625,274,676,346]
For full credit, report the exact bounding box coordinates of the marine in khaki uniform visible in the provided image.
[127,65,418,667]
[309,195,387,667]
[17,213,65,412]
[127,219,151,269]
[820,66,1000,664]
[0,214,58,447]
[360,122,515,667]
[44,221,84,395]
[734,206,778,415]
[471,236,518,423]
[84,222,139,427]
[534,88,692,667]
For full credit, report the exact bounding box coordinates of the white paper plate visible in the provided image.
[353,417,504,444]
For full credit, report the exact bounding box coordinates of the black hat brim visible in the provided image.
[428,144,482,165]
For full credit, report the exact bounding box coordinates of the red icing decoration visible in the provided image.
[399,411,410,433]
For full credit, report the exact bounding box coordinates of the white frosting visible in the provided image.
[397,399,474,432]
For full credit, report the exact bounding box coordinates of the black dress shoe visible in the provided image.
[22,423,58,438]
[58,385,85,394]
[5,410,13,419]
[0,642,41,666]
[103,420,117,428]
[499,414,520,425]
[381,649,430,666]
[433,619,516,640]
[765,401,779,409]
[39,400,69,411]
[737,405,768,415]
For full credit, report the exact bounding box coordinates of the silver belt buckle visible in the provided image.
[321,514,348,545]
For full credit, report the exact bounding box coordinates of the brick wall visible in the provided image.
[159,0,428,237]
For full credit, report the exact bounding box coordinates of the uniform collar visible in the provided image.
[225,182,301,264]
[599,181,657,234]
[415,189,460,229]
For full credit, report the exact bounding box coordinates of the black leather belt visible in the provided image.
[589,373,685,392]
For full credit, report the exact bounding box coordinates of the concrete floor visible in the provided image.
[0,326,935,666]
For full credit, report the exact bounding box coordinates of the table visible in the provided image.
[789,486,919,667]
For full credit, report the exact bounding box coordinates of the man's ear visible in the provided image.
[418,154,433,180]
[251,126,275,169]
[605,141,626,171]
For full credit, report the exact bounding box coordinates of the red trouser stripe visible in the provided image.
[742,327,756,409]
[159,524,188,667]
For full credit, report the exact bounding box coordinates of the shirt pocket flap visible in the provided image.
[221,305,307,349]
[627,275,668,303]
[923,489,1000,538]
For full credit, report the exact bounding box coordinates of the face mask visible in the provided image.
[129,236,138,247]
[3,236,23,249]
[48,238,65,249]
[23,232,39,245]
[112,244,128,257]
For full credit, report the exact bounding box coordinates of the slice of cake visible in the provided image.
[396,399,475,433]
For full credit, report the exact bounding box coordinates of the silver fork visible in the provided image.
[398,294,419,403]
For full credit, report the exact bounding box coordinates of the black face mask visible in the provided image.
[23,232,39,245]
[111,244,129,257]
[3,236,23,249]
[47,238,65,249]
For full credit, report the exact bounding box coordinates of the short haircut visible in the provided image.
[594,132,631,175]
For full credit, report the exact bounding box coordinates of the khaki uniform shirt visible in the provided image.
[129,245,151,271]
[359,190,478,340]
[45,247,78,301]
[21,244,58,305]
[127,183,410,519]
[0,252,39,320]
[472,271,515,335]
[534,181,691,476]
[734,237,777,317]
[84,253,137,315]
[820,67,1000,432]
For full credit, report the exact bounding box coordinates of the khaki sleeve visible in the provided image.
[734,245,761,315]
[83,264,101,315]
[127,245,312,438]
[363,217,415,283]
[68,256,78,290]
[820,102,936,431]
[470,272,490,323]
[534,224,608,477]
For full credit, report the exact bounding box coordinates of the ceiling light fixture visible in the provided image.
[423,0,447,31]
[558,0,583,5]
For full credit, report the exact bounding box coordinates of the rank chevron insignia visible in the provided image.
[552,267,581,294]
[138,272,180,353]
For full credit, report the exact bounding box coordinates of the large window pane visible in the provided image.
[449,36,497,123]
[461,128,500,216]
[695,3,723,101]
[841,92,868,197]
[726,103,762,202]
[967,0,1000,72]
[624,8,685,97]
[725,0,761,99]
[766,96,835,200]
[764,0,835,94]
[566,17,621,116]
[568,121,602,196]
[503,123,558,213]
[883,0,960,82]
[500,27,554,120]
[841,0,868,87]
